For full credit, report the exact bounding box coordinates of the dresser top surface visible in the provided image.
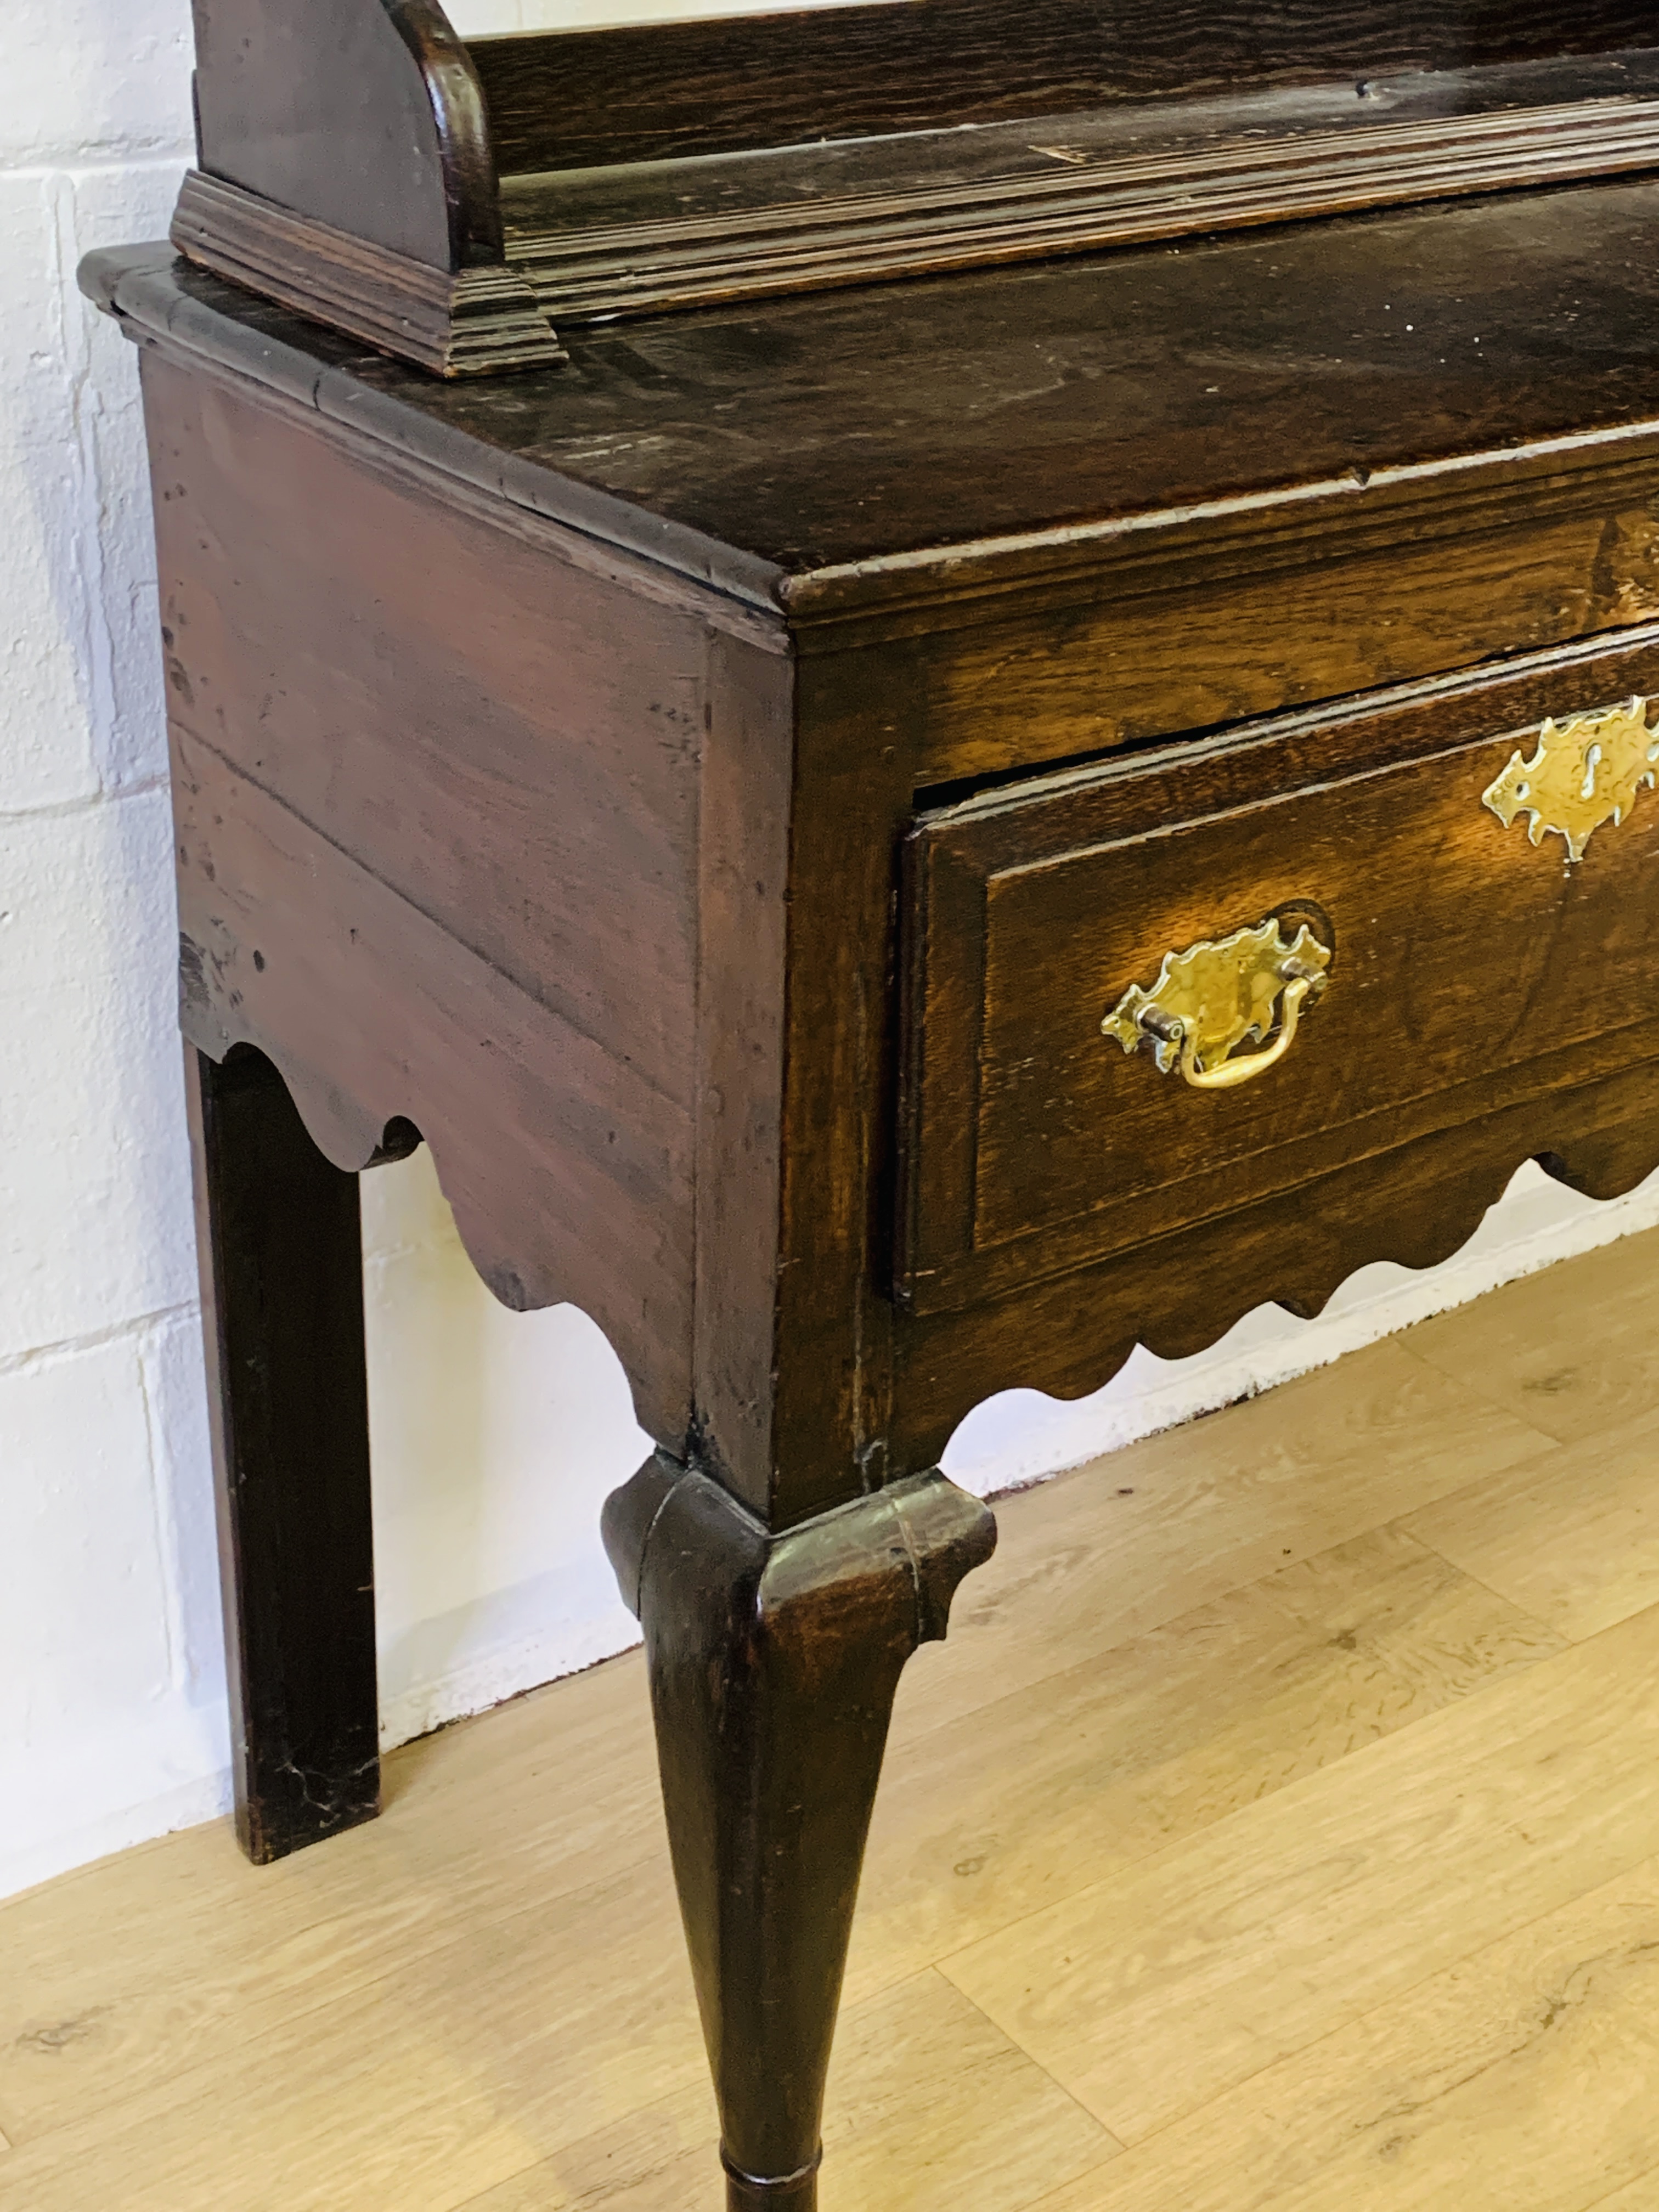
[93,176,1659,607]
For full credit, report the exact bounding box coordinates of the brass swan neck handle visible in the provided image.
[1103,922,1331,1092]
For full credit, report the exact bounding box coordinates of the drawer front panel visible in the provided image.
[898,623,1659,1313]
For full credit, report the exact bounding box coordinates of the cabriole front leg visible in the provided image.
[603,1457,996,2211]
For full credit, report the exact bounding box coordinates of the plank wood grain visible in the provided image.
[940,1598,1659,2142]
[849,1525,1562,2003]
[0,1851,705,2212]
[0,1655,661,2147]
[822,1973,1116,2212]
[1400,1225,1659,1446]
[77,41,1659,2200]
[1403,1403,1659,1645]
[1579,2174,1659,2210]
[1022,1853,1659,2212]
[0,1893,1111,2212]
[892,1341,1555,1730]
[0,1345,1555,2163]
[435,1969,1118,2212]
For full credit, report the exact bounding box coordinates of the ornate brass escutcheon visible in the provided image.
[1481,696,1659,863]
[1102,916,1331,1092]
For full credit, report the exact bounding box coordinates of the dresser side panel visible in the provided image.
[143,349,712,1443]
[144,353,704,1105]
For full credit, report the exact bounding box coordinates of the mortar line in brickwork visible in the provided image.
[0,772,168,827]
[0,1302,196,1381]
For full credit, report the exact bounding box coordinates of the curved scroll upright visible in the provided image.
[174,0,563,375]
[191,0,497,268]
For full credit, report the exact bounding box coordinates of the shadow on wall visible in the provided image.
[362,1147,651,1751]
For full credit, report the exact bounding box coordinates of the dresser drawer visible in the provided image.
[897,624,1659,1315]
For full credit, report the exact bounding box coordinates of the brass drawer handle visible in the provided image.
[1103,917,1330,1091]
[1482,696,1658,863]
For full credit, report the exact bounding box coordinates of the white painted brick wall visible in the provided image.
[5,0,1658,1902]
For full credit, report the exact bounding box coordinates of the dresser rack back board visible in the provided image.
[463,0,1657,171]
[173,0,1659,373]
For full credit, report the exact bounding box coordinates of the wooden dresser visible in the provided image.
[84,2,1659,2203]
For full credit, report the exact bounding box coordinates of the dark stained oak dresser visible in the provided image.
[82,1,1659,2203]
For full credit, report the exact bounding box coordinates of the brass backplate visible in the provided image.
[1482,696,1658,862]
[1103,917,1330,1082]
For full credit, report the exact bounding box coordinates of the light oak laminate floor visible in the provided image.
[9,1227,1659,2211]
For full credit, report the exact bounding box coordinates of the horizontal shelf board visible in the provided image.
[500,52,1659,321]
